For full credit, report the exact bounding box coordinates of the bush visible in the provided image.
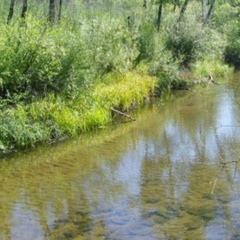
[191,58,233,78]
[224,41,240,68]
[0,14,140,100]
[164,16,224,67]
[135,20,156,64]
[77,17,139,77]
[0,18,76,99]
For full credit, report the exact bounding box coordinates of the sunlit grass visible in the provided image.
[94,72,157,110]
[0,71,157,152]
[191,58,233,79]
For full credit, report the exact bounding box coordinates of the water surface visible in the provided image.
[1,75,240,240]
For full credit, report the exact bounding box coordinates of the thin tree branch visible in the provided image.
[233,161,238,180]
[211,163,226,195]
[110,107,135,121]
[211,159,240,194]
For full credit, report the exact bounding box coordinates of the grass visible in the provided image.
[0,71,157,153]
[191,58,233,79]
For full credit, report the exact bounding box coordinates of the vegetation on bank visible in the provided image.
[0,0,238,153]
[0,71,156,152]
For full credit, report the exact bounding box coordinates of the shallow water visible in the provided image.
[1,74,240,240]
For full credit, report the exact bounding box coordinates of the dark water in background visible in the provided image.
[1,74,240,240]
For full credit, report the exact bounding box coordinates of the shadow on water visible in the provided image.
[1,74,240,239]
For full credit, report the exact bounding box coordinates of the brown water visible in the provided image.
[1,75,240,240]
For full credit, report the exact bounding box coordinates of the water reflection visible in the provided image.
[1,80,240,239]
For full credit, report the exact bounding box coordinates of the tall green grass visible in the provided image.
[0,72,157,152]
[191,58,233,79]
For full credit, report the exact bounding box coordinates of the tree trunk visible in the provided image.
[172,0,178,12]
[143,0,147,8]
[7,0,15,24]
[204,0,215,25]
[49,0,55,23]
[58,0,62,22]
[201,0,207,23]
[21,0,28,19]
[157,3,163,32]
[177,0,189,22]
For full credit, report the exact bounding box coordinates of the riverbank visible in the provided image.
[1,73,240,240]
[0,63,233,155]
[0,71,157,154]
[0,0,235,155]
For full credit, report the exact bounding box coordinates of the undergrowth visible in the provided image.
[0,72,157,153]
[0,0,236,154]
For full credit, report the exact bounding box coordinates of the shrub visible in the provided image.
[164,16,224,67]
[191,58,233,78]
[0,105,50,150]
[135,20,156,64]
[77,17,139,77]
[224,41,240,68]
[0,18,76,99]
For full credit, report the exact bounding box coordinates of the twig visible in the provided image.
[211,163,226,195]
[211,159,240,194]
[233,161,238,181]
[220,160,240,165]
[110,107,135,121]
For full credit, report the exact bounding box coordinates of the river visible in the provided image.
[1,73,240,240]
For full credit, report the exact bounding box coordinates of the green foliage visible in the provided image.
[0,13,141,100]
[217,3,240,69]
[147,51,183,92]
[224,41,240,68]
[212,3,239,34]
[0,0,238,153]
[165,14,227,67]
[76,17,139,77]
[191,58,233,78]
[135,20,156,64]
[165,21,203,66]
[0,105,50,151]
[93,72,156,110]
[0,72,156,152]
[0,17,75,98]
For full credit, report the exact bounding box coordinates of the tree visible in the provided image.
[7,0,15,24]
[155,0,170,32]
[177,0,190,22]
[203,0,216,26]
[172,0,180,12]
[157,2,163,32]
[143,0,147,8]
[21,0,28,19]
[202,0,207,23]
[49,0,55,23]
[58,0,63,22]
